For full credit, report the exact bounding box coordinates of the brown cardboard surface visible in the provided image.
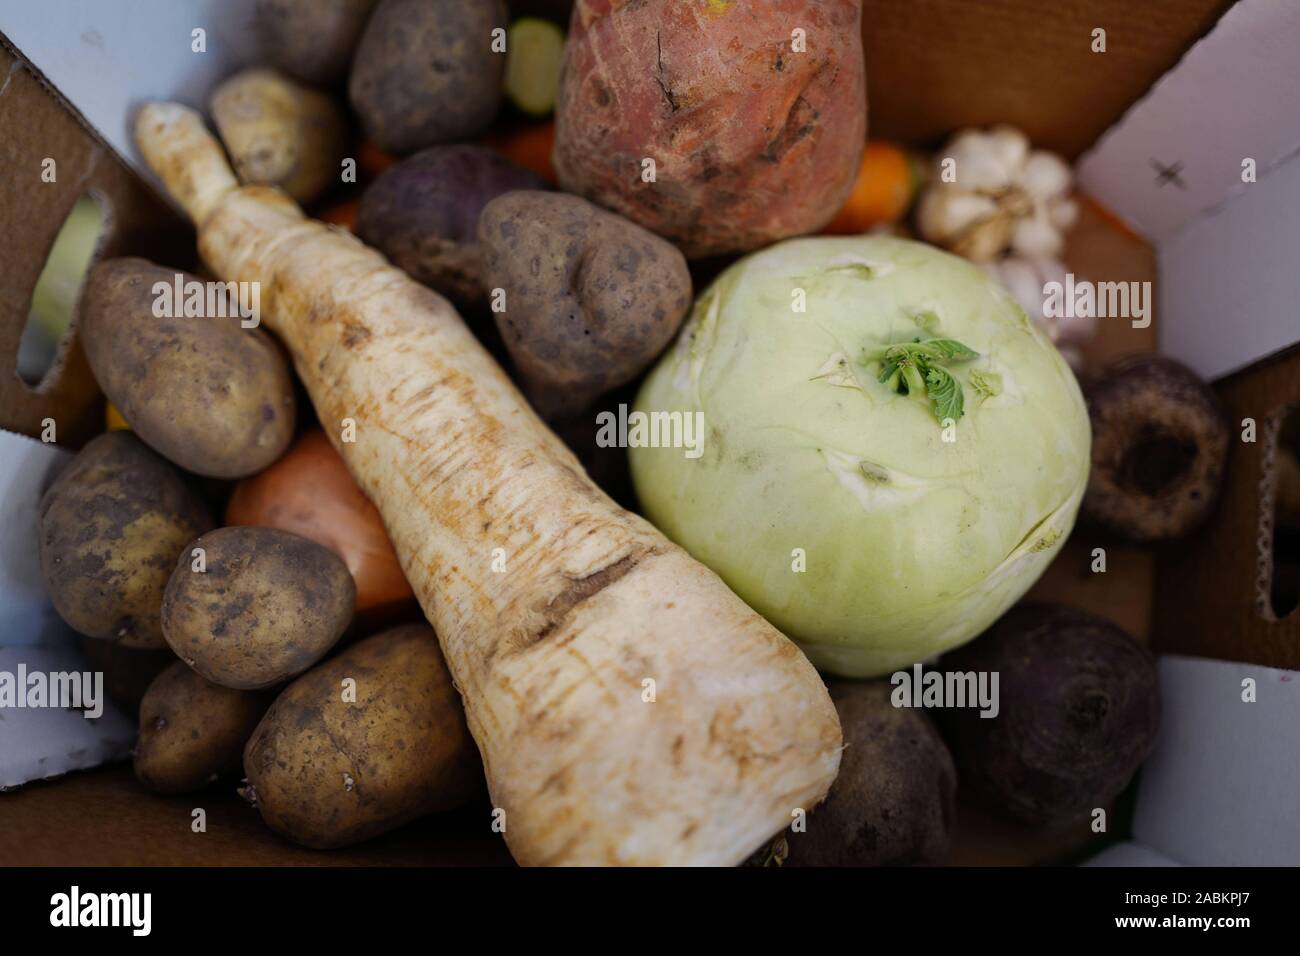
[1153,349,1300,669]
[862,0,1235,157]
[0,38,186,447]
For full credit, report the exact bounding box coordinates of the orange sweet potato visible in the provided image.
[553,0,866,258]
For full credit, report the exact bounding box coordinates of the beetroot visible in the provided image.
[940,603,1160,826]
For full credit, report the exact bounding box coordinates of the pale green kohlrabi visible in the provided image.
[629,236,1090,678]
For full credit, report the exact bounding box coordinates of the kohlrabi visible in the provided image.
[629,236,1090,677]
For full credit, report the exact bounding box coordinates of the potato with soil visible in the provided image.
[38,432,214,649]
[781,681,956,866]
[357,145,546,308]
[210,67,347,204]
[81,258,296,480]
[349,0,507,154]
[478,190,691,416]
[255,0,379,86]
[940,603,1160,825]
[553,0,866,258]
[134,661,272,793]
[161,527,355,690]
[243,624,480,848]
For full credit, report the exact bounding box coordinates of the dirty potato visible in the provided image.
[210,67,348,204]
[81,258,296,480]
[243,624,481,848]
[478,190,691,417]
[135,661,272,793]
[348,0,508,154]
[38,432,214,649]
[255,0,379,86]
[161,527,355,690]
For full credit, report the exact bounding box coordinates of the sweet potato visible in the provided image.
[135,102,841,867]
[553,0,866,258]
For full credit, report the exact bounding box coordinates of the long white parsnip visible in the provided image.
[135,103,841,866]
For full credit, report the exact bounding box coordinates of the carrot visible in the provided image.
[487,120,557,184]
[822,141,918,234]
[319,197,360,232]
[357,139,397,178]
[134,102,841,867]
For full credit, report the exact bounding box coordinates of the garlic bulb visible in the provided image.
[917,125,1076,263]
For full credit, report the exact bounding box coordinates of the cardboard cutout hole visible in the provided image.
[16,194,106,387]
[1268,404,1300,620]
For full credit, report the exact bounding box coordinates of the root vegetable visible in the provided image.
[210,68,347,205]
[553,0,866,258]
[225,427,414,614]
[478,190,692,417]
[357,145,547,309]
[82,257,297,479]
[504,17,565,117]
[243,624,480,848]
[135,661,271,793]
[940,603,1160,825]
[39,432,215,649]
[783,681,956,866]
[135,102,841,866]
[255,0,379,86]
[162,527,356,690]
[349,0,508,154]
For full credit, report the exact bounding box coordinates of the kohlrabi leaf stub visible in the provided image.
[629,236,1091,678]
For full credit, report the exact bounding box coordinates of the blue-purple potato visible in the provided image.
[81,258,296,480]
[781,681,956,866]
[161,527,355,690]
[134,661,272,794]
[478,190,692,417]
[357,145,546,308]
[940,602,1160,825]
[349,0,508,154]
[38,432,215,649]
[254,0,379,86]
[243,624,481,848]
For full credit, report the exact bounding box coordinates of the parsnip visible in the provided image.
[135,103,841,866]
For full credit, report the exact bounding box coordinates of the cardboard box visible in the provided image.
[0,0,1295,866]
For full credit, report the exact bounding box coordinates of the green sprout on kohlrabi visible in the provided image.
[864,335,979,425]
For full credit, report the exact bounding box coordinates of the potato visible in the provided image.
[781,682,956,866]
[38,433,214,649]
[161,527,355,690]
[348,0,508,154]
[135,661,272,793]
[210,67,347,204]
[81,258,297,480]
[357,145,547,309]
[478,190,691,416]
[255,0,379,86]
[243,624,480,848]
[553,0,866,258]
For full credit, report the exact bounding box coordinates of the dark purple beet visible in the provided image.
[940,602,1160,826]
[357,144,547,308]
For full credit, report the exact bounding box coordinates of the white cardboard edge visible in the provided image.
[1131,655,1300,866]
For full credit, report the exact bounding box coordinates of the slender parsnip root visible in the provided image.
[135,103,841,866]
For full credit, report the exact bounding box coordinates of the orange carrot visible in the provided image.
[822,141,918,234]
